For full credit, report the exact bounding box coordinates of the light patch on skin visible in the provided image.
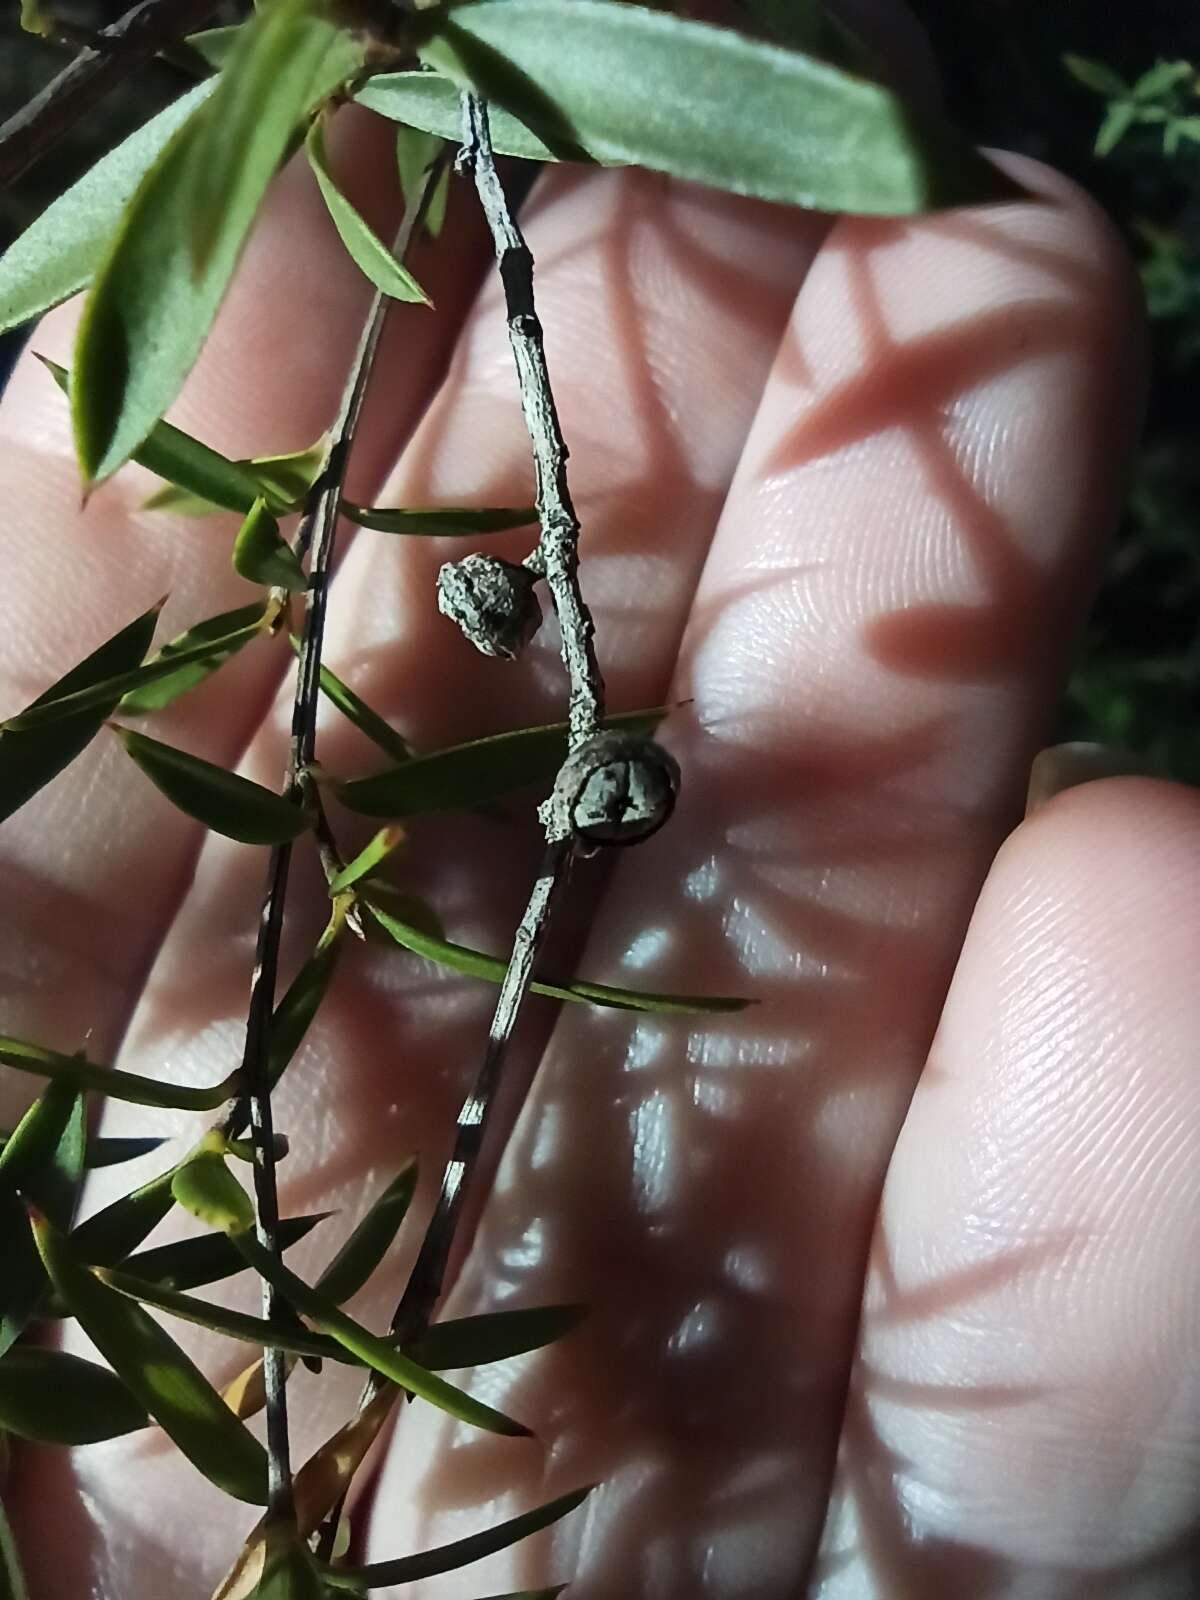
[686,1030,812,1072]
[667,1297,723,1357]
[497,1214,546,1277]
[623,1021,670,1073]
[723,1245,772,1295]
[621,923,671,970]
[691,1075,735,1116]
[528,1100,562,1172]
[630,1089,679,1216]
[683,854,720,901]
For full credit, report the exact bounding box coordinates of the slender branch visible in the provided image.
[460,93,605,751]
[0,0,221,192]
[372,93,607,1372]
[235,150,449,1520]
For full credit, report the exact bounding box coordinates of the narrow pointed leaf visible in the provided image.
[232,498,307,591]
[121,1211,327,1293]
[0,1348,147,1444]
[314,1160,417,1304]
[340,503,537,537]
[143,435,330,517]
[396,125,444,213]
[411,1304,584,1373]
[427,164,451,237]
[0,1082,86,1224]
[115,728,312,844]
[171,1153,255,1237]
[292,639,412,763]
[103,1268,348,1365]
[85,1134,168,1168]
[235,1235,531,1437]
[0,600,159,822]
[118,603,273,715]
[9,607,271,730]
[34,1217,269,1503]
[418,0,1018,213]
[0,1034,240,1111]
[338,707,663,819]
[1063,53,1129,98]
[71,1165,179,1267]
[325,1486,594,1589]
[306,120,431,303]
[268,913,346,1089]
[357,71,563,163]
[364,900,750,1014]
[0,1490,26,1600]
[0,1193,44,1359]
[327,827,405,894]
[40,357,280,516]
[71,8,365,485]
[0,81,214,336]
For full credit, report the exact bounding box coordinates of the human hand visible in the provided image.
[3,8,1191,1596]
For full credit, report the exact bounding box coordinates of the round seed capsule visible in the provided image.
[553,733,680,846]
[436,553,542,660]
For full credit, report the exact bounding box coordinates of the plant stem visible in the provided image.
[460,92,606,751]
[234,150,448,1520]
[0,0,220,192]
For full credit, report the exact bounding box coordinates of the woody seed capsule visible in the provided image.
[553,733,680,846]
[437,553,543,660]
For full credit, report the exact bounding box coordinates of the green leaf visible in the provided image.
[411,1304,584,1373]
[0,82,214,336]
[115,728,312,844]
[1131,60,1193,101]
[71,7,365,485]
[0,1193,45,1359]
[171,1152,255,1237]
[84,1134,168,1169]
[7,604,270,732]
[34,1216,269,1503]
[104,1267,350,1366]
[268,911,346,1090]
[39,357,281,517]
[234,1234,531,1438]
[0,1348,148,1444]
[232,498,308,592]
[118,603,273,715]
[314,1160,417,1304]
[18,0,50,36]
[336,707,661,819]
[416,0,1018,213]
[120,1211,327,1293]
[1063,54,1129,98]
[365,899,749,1014]
[185,22,244,71]
[0,1490,26,1600]
[357,71,565,164]
[0,1082,86,1224]
[0,1034,240,1112]
[143,434,330,517]
[324,1486,594,1589]
[0,600,159,823]
[327,826,405,893]
[341,502,537,537]
[396,125,450,236]
[294,641,413,763]
[1095,100,1139,157]
[306,119,431,303]
[70,1164,179,1267]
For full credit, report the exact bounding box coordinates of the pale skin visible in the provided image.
[2,5,1198,1595]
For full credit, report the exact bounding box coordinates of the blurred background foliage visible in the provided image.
[1,0,1196,775]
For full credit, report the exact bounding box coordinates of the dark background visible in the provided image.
[1,0,1197,775]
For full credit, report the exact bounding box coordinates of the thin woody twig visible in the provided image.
[386,91,606,1353]
[0,0,220,192]
[234,150,448,1521]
